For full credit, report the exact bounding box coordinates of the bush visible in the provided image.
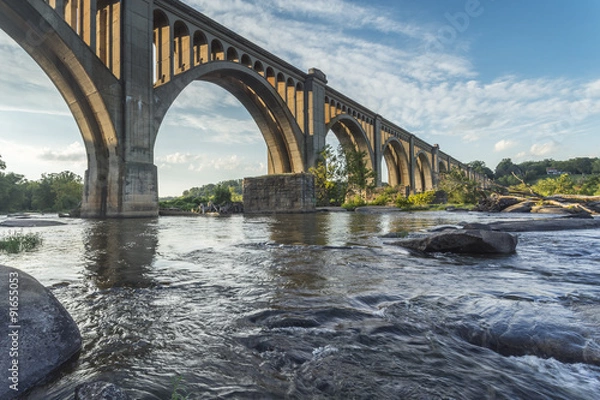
[0,231,43,253]
[342,195,366,211]
[409,191,436,206]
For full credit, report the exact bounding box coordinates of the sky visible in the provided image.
[0,0,599,196]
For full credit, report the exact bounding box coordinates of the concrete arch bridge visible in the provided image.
[0,0,487,217]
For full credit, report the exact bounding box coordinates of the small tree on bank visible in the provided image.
[438,167,480,204]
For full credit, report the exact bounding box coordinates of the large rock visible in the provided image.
[0,265,81,399]
[75,381,130,400]
[455,300,600,366]
[389,229,518,254]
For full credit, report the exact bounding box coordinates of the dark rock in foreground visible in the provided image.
[389,229,518,254]
[75,381,130,400]
[456,300,600,366]
[0,265,81,398]
[0,219,67,227]
[461,217,600,232]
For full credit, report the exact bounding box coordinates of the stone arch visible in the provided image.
[241,54,252,68]
[382,138,410,188]
[327,114,375,173]
[0,0,120,217]
[266,67,275,86]
[254,61,264,76]
[192,30,208,65]
[210,39,224,61]
[295,82,305,132]
[276,73,286,99]
[226,46,239,62]
[286,78,295,114]
[153,10,170,83]
[173,20,190,74]
[415,151,433,192]
[153,62,305,175]
[438,160,448,174]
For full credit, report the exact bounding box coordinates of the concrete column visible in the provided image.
[431,144,440,188]
[409,135,416,194]
[374,115,382,186]
[116,0,158,216]
[304,68,328,170]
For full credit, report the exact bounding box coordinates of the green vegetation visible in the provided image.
[0,231,43,254]
[309,144,375,207]
[159,179,242,211]
[0,155,83,213]
[490,157,600,196]
[438,167,480,204]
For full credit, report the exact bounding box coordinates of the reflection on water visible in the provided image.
[83,219,159,289]
[1,212,599,399]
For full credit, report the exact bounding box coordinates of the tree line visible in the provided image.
[0,155,83,213]
[158,179,243,211]
[470,157,600,196]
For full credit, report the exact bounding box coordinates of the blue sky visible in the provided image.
[0,0,599,196]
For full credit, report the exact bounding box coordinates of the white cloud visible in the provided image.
[530,142,558,157]
[494,139,517,152]
[39,142,86,163]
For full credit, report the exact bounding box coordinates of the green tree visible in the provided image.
[468,160,494,180]
[309,144,347,206]
[439,167,480,204]
[211,184,232,205]
[532,174,576,196]
[590,158,600,174]
[494,158,521,186]
[31,171,83,212]
[344,145,375,198]
[0,154,6,170]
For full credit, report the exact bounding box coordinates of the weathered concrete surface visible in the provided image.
[244,173,316,214]
[0,265,81,398]
[461,217,600,232]
[75,381,130,400]
[389,229,518,254]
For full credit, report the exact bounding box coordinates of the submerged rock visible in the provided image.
[389,229,518,254]
[0,219,66,227]
[75,381,130,400]
[461,217,600,232]
[0,265,81,398]
[456,300,600,366]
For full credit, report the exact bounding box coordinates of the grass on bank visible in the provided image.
[0,231,43,253]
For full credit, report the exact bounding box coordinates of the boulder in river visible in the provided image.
[0,265,81,398]
[455,300,600,366]
[389,229,518,254]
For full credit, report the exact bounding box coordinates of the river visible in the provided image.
[1,211,599,399]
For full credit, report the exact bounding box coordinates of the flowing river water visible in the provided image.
[1,211,600,399]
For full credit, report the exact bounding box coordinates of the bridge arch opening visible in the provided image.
[211,39,224,61]
[192,31,209,66]
[152,62,306,195]
[415,152,433,192]
[382,139,410,189]
[173,21,190,74]
[153,10,170,84]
